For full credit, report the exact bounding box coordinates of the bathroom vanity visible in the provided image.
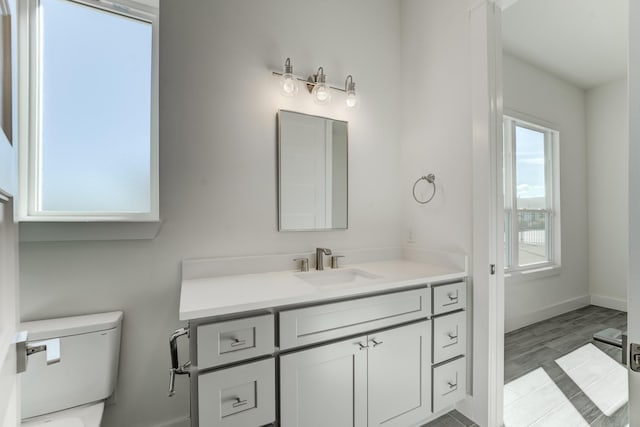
[175,250,469,427]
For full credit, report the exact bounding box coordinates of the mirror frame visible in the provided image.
[277,110,349,232]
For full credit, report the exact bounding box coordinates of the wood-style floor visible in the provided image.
[504,305,628,426]
[423,409,477,427]
[426,305,627,427]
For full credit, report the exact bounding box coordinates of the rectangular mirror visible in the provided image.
[278,110,348,231]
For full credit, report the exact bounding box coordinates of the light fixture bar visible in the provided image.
[271,71,347,93]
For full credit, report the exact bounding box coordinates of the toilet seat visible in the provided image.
[21,401,104,427]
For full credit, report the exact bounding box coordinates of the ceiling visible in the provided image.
[501,0,628,89]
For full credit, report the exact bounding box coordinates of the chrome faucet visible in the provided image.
[315,248,332,270]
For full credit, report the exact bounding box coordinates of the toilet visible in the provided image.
[19,311,123,427]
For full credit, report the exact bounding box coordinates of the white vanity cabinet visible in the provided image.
[430,281,467,412]
[187,279,468,427]
[280,320,431,427]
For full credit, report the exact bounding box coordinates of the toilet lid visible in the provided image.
[22,402,103,427]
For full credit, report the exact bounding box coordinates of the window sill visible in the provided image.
[504,264,561,283]
[19,220,162,242]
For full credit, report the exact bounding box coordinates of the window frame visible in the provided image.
[503,114,561,273]
[17,0,159,222]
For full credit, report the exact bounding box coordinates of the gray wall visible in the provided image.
[502,53,589,332]
[587,78,628,310]
[19,1,404,426]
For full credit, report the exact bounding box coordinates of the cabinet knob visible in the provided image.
[447,332,458,340]
[370,338,384,347]
[447,381,458,390]
[356,342,368,351]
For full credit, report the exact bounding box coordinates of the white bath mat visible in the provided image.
[556,343,628,416]
[504,367,588,426]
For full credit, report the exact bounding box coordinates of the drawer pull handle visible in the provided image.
[447,332,458,340]
[230,338,247,348]
[357,342,369,350]
[371,339,384,347]
[447,291,459,301]
[232,397,248,408]
[447,381,458,389]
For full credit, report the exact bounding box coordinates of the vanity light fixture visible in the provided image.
[271,58,360,109]
[308,67,332,105]
[279,58,299,97]
[344,75,359,109]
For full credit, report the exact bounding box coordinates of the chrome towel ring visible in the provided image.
[412,174,436,204]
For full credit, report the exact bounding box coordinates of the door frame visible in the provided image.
[466,1,504,426]
[0,190,19,427]
[627,0,640,423]
[475,1,640,426]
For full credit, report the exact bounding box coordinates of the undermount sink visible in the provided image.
[295,268,381,286]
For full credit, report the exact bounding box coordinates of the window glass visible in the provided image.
[514,125,548,266]
[39,0,152,213]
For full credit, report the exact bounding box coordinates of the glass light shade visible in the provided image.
[280,73,298,96]
[312,83,331,105]
[346,91,359,109]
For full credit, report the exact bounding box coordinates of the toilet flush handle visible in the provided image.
[15,332,61,374]
[27,338,61,365]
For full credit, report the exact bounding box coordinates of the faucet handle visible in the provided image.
[331,255,345,269]
[294,258,309,272]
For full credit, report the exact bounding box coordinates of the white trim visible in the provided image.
[628,3,640,425]
[465,2,504,426]
[590,294,627,312]
[502,115,561,271]
[18,220,162,241]
[17,0,159,223]
[505,295,591,333]
[66,0,156,21]
[505,264,561,282]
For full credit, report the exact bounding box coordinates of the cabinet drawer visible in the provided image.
[433,357,466,413]
[279,288,430,350]
[197,314,274,369]
[198,358,276,427]
[432,281,466,315]
[433,311,466,364]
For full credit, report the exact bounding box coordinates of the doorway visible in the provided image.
[499,1,629,425]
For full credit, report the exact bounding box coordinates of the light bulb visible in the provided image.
[312,83,331,104]
[280,73,298,96]
[346,91,359,109]
[279,58,298,97]
[344,75,359,109]
[311,68,331,105]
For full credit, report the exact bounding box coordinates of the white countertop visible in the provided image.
[179,259,466,321]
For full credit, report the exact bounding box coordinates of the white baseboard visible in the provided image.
[505,295,591,333]
[152,417,190,427]
[590,294,627,312]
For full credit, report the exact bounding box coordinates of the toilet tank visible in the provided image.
[20,311,123,420]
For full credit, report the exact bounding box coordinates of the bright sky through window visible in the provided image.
[515,125,546,200]
[40,0,152,212]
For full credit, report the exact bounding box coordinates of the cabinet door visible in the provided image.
[280,336,368,427]
[368,321,431,427]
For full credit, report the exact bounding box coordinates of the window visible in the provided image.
[503,116,560,271]
[18,0,158,221]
